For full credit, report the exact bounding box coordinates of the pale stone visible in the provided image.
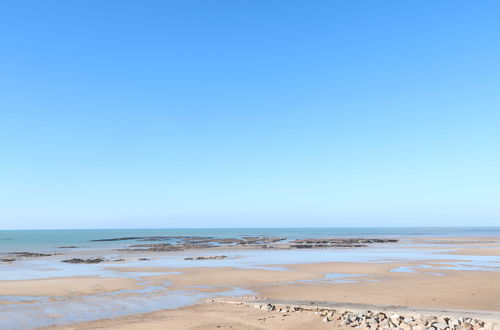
[263,303,274,311]
[412,326,426,330]
[437,316,448,324]
[433,322,449,330]
[424,316,437,326]
[475,320,486,327]
[379,320,390,328]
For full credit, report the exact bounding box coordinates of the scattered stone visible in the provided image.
[0,258,15,262]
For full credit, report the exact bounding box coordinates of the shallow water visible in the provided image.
[0,286,254,329]
[1,244,500,281]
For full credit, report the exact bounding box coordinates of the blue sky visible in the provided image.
[1,1,499,229]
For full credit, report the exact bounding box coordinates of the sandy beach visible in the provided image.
[1,234,499,329]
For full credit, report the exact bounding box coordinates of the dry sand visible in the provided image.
[45,302,334,330]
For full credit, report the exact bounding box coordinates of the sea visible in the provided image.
[1,227,500,253]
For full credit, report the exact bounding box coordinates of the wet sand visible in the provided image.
[42,262,500,329]
[0,276,141,297]
[446,248,500,256]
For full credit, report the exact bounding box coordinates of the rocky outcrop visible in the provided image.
[181,237,286,245]
[127,243,211,252]
[90,236,208,242]
[8,252,52,257]
[289,238,398,248]
[61,258,105,264]
[93,235,398,252]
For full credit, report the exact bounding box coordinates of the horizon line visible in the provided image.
[2,225,500,231]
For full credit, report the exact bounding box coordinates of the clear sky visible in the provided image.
[1,1,499,229]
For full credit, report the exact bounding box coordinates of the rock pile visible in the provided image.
[314,309,496,329]
[254,303,301,313]
[212,299,499,330]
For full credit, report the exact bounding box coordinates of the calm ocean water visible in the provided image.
[1,227,500,253]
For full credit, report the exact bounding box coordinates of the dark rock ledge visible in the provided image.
[61,258,105,264]
[8,252,52,257]
[184,255,227,260]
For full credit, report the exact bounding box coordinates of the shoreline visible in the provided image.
[1,235,499,329]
